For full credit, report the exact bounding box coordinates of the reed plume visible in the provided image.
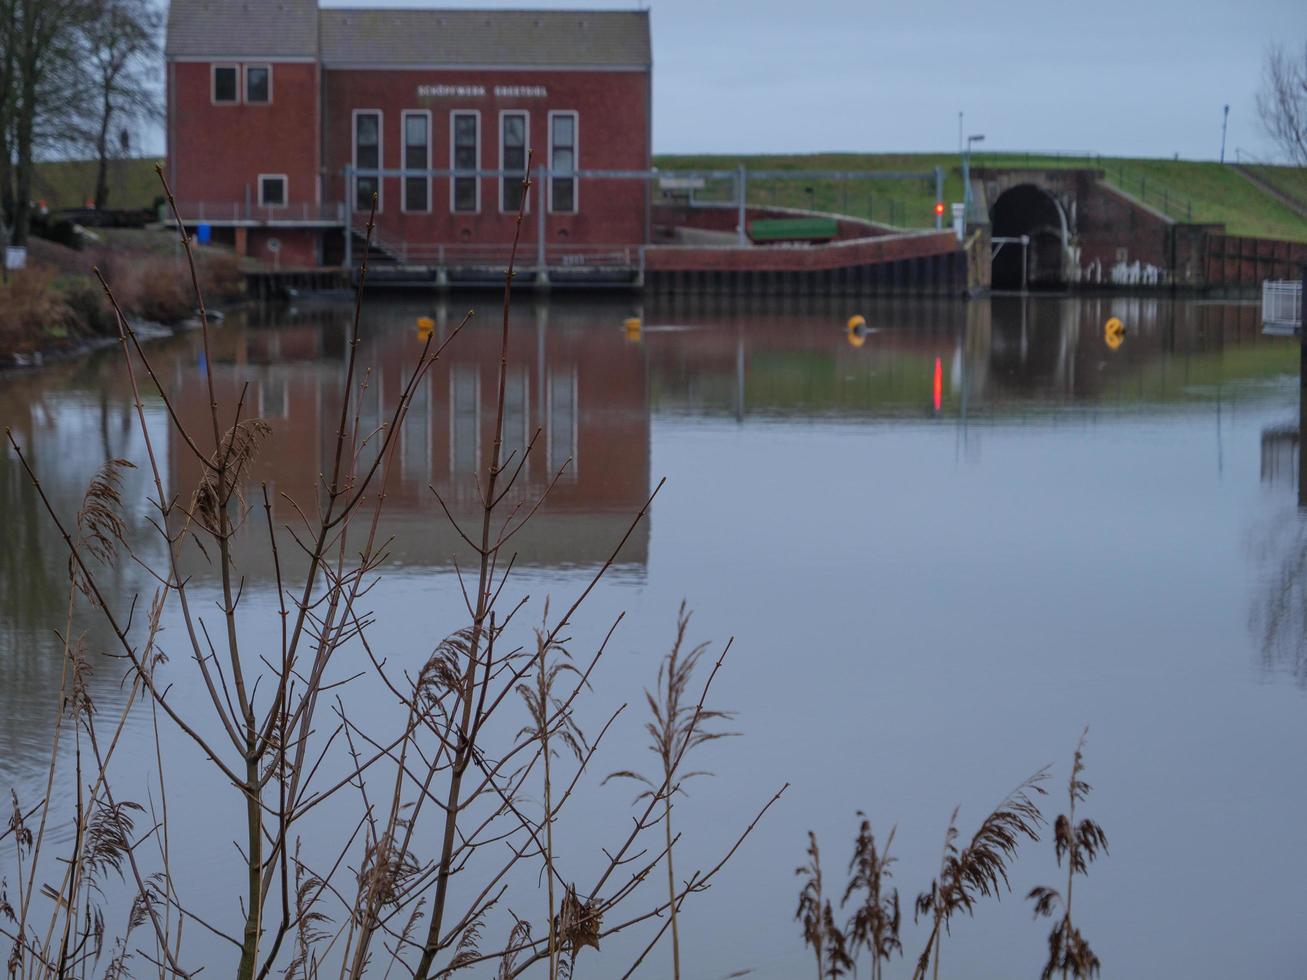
[605,602,735,980]
[1028,729,1108,979]
[843,814,901,980]
[913,770,1047,980]
[796,831,854,978]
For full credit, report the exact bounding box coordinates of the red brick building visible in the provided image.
[164,2,652,270]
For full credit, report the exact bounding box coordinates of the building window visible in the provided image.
[258,174,287,207]
[402,112,430,213]
[212,65,238,104]
[245,65,270,104]
[549,112,577,213]
[500,112,528,213]
[354,110,381,212]
[451,111,479,213]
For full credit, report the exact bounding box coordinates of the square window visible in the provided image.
[213,66,238,103]
[245,66,270,104]
[259,175,286,207]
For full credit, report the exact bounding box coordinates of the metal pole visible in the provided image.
[962,149,970,223]
[934,166,943,230]
[343,166,352,270]
[1220,104,1230,164]
[1021,234,1029,293]
[737,164,747,246]
[536,165,546,270]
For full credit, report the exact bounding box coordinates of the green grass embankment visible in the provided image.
[654,152,1307,242]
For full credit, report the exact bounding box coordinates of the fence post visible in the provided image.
[737,164,748,246]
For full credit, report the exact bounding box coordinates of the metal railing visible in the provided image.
[171,201,346,224]
[1263,279,1303,330]
[969,151,1197,223]
[350,228,641,270]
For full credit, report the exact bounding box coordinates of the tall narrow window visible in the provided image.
[500,112,528,213]
[212,65,238,104]
[354,111,381,212]
[451,111,479,213]
[245,65,270,104]
[549,112,577,213]
[403,112,430,213]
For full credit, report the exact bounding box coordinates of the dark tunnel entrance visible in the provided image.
[989,184,1067,290]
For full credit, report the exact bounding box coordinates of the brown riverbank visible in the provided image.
[1,228,243,366]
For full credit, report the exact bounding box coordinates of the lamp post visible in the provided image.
[962,133,985,222]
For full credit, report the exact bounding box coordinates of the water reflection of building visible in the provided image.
[167,300,652,576]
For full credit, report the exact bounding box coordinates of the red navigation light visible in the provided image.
[933,357,943,413]
[934,201,945,216]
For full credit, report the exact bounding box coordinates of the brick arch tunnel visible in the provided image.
[989,184,1068,290]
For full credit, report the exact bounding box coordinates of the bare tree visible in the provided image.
[80,0,160,209]
[1257,41,1307,166]
[8,0,93,246]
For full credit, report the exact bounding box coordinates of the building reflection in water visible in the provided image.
[167,298,654,580]
[0,291,1296,785]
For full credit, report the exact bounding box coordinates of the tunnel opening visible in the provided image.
[989,184,1067,291]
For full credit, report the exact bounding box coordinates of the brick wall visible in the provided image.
[321,68,651,248]
[169,60,320,210]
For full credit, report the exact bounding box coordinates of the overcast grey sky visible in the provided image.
[321,0,1307,161]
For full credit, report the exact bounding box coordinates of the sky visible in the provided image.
[309,0,1307,161]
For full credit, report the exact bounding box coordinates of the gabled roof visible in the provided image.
[166,0,320,59]
[318,9,651,69]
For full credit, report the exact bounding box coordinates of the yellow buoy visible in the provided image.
[416,315,435,338]
[847,314,867,332]
[623,316,642,339]
[1104,316,1124,351]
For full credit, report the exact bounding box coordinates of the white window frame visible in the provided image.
[401,110,432,214]
[244,63,272,105]
[498,110,530,215]
[449,109,481,214]
[211,63,240,105]
[352,108,384,214]
[547,110,579,214]
[257,173,288,208]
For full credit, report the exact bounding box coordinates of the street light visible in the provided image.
[962,133,985,222]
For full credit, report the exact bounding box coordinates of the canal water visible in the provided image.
[2,293,1304,978]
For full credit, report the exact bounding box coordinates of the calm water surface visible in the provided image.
[2,293,1305,978]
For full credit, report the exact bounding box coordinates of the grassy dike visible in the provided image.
[653,152,1307,240]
